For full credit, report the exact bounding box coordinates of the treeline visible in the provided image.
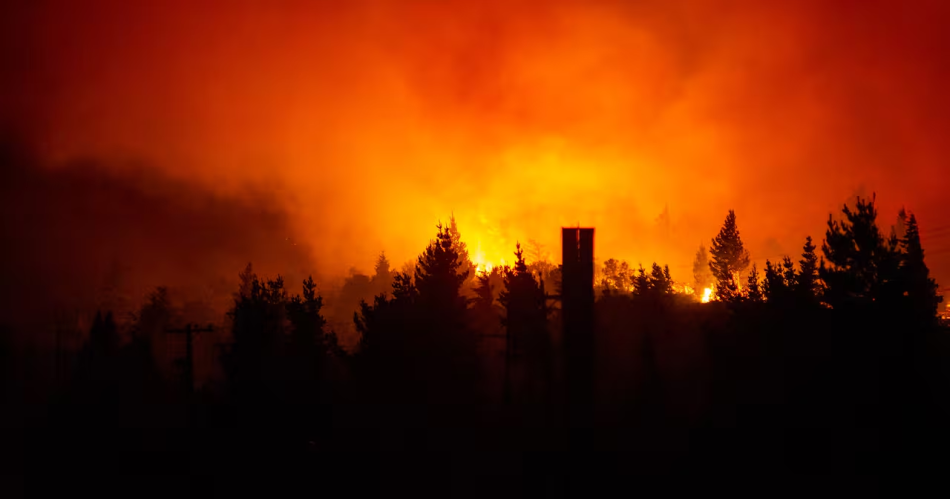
[6,196,950,481]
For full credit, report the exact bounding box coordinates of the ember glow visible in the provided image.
[3,0,950,289]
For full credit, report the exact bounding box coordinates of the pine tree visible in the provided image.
[820,195,902,307]
[899,211,942,323]
[287,275,327,353]
[237,262,257,300]
[894,208,908,242]
[649,263,673,295]
[357,223,476,406]
[692,244,714,291]
[415,222,470,314]
[374,252,391,277]
[448,214,474,285]
[131,287,174,380]
[781,256,797,290]
[355,271,416,359]
[71,311,122,415]
[763,260,789,303]
[632,264,650,298]
[371,252,394,296]
[473,267,503,313]
[525,239,555,281]
[709,210,751,301]
[796,236,820,301]
[223,268,288,404]
[498,243,549,405]
[746,264,763,302]
[285,275,330,414]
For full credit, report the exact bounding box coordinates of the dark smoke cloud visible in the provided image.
[0,138,315,340]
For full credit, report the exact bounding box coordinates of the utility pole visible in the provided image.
[165,323,214,420]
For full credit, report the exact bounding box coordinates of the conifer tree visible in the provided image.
[820,195,902,307]
[796,236,820,301]
[223,268,288,404]
[448,214,474,285]
[649,263,673,295]
[899,211,942,323]
[473,267,503,313]
[782,256,797,290]
[692,244,714,291]
[632,264,650,298]
[285,275,330,412]
[763,260,789,303]
[371,252,394,296]
[709,210,751,300]
[287,276,327,354]
[500,245,546,332]
[498,243,549,405]
[746,264,763,302]
[415,222,469,315]
[357,223,476,405]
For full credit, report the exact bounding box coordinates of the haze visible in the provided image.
[3,0,950,298]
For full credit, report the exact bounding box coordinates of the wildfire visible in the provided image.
[471,244,493,274]
[472,252,506,275]
[673,283,714,303]
[469,236,512,275]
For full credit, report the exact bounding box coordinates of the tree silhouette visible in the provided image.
[448,214,475,288]
[355,223,476,408]
[222,265,288,408]
[763,260,789,303]
[286,276,329,388]
[649,263,673,296]
[371,251,394,297]
[525,239,555,281]
[796,236,820,301]
[898,210,942,324]
[473,266,503,314]
[283,275,332,434]
[781,256,796,290]
[355,271,418,370]
[746,264,763,302]
[499,244,547,339]
[498,243,550,406]
[416,222,470,313]
[632,264,650,298]
[820,195,902,308]
[692,244,714,291]
[709,210,751,300]
[67,311,123,430]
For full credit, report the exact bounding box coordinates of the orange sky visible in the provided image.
[3,0,950,288]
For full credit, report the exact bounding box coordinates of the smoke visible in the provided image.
[0,139,315,337]
[3,0,950,293]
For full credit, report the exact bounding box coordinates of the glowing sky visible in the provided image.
[3,0,950,288]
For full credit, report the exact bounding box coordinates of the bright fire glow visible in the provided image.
[701,287,714,303]
[14,1,950,291]
[471,242,504,274]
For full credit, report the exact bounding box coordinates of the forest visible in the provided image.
[1,191,947,493]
